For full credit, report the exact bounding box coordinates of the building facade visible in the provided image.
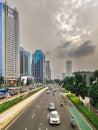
[32,50,45,83]
[62,73,65,80]
[0,2,19,83]
[45,61,51,80]
[79,71,93,87]
[20,47,31,76]
[66,60,72,77]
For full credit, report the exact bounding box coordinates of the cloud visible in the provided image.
[55,41,71,58]
[6,0,98,78]
[45,51,51,56]
[68,40,96,58]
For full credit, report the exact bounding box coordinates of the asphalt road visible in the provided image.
[5,88,79,130]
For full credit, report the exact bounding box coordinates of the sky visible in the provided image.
[2,0,98,79]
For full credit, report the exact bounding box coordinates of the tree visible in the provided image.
[54,79,60,84]
[0,76,4,85]
[88,70,98,108]
[89,75,96,85]
[94,70,98,82]
[88,83,98,108]
[72,72,87,99]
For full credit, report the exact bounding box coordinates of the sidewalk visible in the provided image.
[0,88,46,130]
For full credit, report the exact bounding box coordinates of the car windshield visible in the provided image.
[50,103,54,107]
[51,113,59,118]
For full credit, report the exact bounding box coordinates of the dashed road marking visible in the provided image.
[32,113,35,119]
[37,105,40,108]
[25,128,28,130]
[41,100,43,103]
[47,114,49,119]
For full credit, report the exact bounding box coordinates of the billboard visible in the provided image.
[21,76,27,85]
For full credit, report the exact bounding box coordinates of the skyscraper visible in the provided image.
[66,60,72,77]
[20,47,31,76]
[0,2,19,83]
[45,61,51,80]
[32,50,45,83]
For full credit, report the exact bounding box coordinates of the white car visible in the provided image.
[48,103,55,111]
[49,111,60,125]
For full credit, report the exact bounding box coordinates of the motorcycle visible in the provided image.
[60,102,63,106]
[71,121,76,128]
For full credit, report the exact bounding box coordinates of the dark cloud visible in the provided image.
[68,40,96,58]
[56,41,71,58]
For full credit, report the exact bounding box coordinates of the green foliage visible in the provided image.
[0,76,4,85]
[88,70,98,109]
[88,84,98,108]
[61,89,69,93]
[0,98,22,113]
[89,76,96,85]
[94,70,98,78]
[60,73,87,99]
[54,79,60,84]
[26,78,31,85]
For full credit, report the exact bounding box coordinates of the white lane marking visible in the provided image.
[37,105,40,108]
[39,122,43,125]
[32,113,35,119]
[41,100,43,103]
[25,128,28,130]
[47,113,50,119]
[46,128,48,130]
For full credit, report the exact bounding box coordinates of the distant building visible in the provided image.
[32,50,45,83]
[62,73,65,80]
[20,47,31,76]
[0,2,19,83]
[66,60,72,77]
[79,71,93,87]
[45,61,51,80]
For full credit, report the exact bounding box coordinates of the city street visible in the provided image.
[5,88,80,130]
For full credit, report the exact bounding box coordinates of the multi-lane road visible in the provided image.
[4,86,90,130]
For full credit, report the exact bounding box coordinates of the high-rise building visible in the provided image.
[66,60,72,77]
[32,50,45,83]
[20,47,31,76]
[0,2,19,83]
[45,61,51,80]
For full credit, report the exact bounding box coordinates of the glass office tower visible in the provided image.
[20,47,31,76]
[0,2,19,83]
[32,50,45,83]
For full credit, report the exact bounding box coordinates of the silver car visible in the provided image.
[48,103,55,111]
